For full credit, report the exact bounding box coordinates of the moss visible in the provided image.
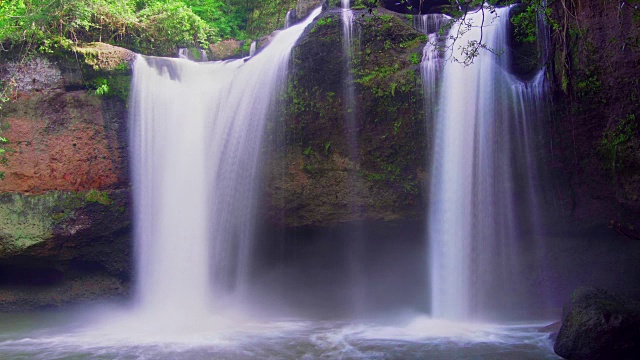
[0,190,126,256]
[85,189,113,205]
[0,192,75,255]
[269,8,427,226]
[72,43,135,71]
[312,15,335,33]
[599,114,639,177]
[85,71,131,101]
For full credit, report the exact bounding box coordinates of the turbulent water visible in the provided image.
[426,7,547,320]
[129,7,322,324]
[0,311,560,359]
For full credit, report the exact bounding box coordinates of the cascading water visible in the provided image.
[341,0,356,122]
[177,48,189,59]
[129,7,322,323]
[416,14,450,122]
[413,13,450,35]
[177,48,208,62]
[427,6,547,320]
[285,10,294,28]
[340,0,366,315]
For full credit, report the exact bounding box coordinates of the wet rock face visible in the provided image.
[296,0,327,21]
[554,287,640,360]
[263,9,428,227]
[1,57,64,93]
[0,53,133,310]
[209,39,244,60]
[0,274,128,312]
[547,0,640,233]
[0,91,128,193]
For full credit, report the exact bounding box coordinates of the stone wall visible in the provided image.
[547,0,640,235]
[0,50,133,310]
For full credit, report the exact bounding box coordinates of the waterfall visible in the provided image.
[339,0,366,315]
[413,13,450,35]
[177,48,189,59]
[177,48,208,62]
[426,7,546,320]
[129,7,322,323]
[249,41,257,57]
[416,14,450,122]
[340,0,356,132]
[285,10,294,28]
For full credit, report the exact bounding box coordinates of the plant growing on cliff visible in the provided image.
[91,77,110,96]
[85,189,113,205]
[0,136,7,180]
[0,78,13,181]
[600,114,639,177]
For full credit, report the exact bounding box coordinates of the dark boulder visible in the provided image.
[554,287,640,360]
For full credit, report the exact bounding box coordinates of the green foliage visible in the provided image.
[179,0,243,39]
[435,0,552,65]
[91,77,110,96]
[356,64,399,87]
[0,0,138,52]
[316,17,333,27]
[85,189,113,205]
[393,120,402,134]
[137,1,214,54]
[303,146,314,157]
[242,40,252,53]
[509,0,555,43]
[0,80,12,181]
[0,0,298,56]
[324,142,332,156]
[600,114,639,176]
[0,136,7,180]
[239,0,297,38]
[409,52,420,65]
[301,163,313,173]
[0,0,212,56]
[575,73,601,99]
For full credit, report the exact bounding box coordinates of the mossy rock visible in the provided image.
[0,190,131,258]
[554,287,640,360]
[264,8,427,227]
[72,42,136,71]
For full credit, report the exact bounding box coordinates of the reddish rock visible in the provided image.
[0,91,127,193]
[209,39,243,60]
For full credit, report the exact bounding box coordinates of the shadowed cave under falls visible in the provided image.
[3,4,640,360]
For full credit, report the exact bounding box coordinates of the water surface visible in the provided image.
[0,311,560,359]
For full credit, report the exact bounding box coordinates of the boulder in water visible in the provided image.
[554,287,640,360]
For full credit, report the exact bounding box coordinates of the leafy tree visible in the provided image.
[137,1,214,54]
